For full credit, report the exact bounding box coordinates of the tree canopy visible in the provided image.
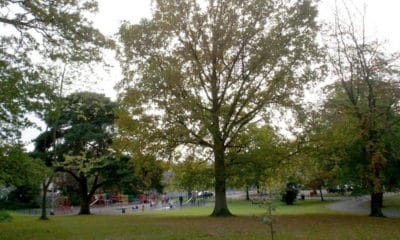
[0,0,111,144]
[34,91,120,215]
[0,144,47,188]
[117,0,319,216]
[316,7,400,216]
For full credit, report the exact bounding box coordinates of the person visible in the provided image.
[179,196,183,207]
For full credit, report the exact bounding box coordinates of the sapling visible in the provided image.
[261,200,277,240]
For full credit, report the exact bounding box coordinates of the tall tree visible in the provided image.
[324,5,400,216]
[0,0,110,144]
[117,0,320,216]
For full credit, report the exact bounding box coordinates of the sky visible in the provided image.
[21,0,400,148]
[88,0,400,99]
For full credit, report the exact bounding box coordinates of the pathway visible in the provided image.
[327,195,400,217]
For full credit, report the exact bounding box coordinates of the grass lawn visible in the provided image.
[1,200,399,240]
[384,195,400,210]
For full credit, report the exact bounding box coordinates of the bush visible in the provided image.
[282,182,299,205]
[0,210,12,223]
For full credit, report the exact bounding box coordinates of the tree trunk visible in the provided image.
[319,186,324,202]
[211,141,232,217]
[78,177,91,215]
[39,180,50,220]
[370,192,384,217]
[246,186,250,201]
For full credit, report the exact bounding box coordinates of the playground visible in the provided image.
[17,192,213,216]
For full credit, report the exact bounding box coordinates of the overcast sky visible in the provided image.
[89,0,400,99]
[21,0,400,148]
[92,0,400,47]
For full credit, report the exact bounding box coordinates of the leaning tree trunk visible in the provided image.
[78,177,91,215]
[319,186,324,202]
[211,141,232,217]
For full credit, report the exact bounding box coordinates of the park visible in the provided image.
[1,194,400,239]
[1,0,400,239]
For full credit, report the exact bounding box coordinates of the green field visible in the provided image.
[1,200,399,240]
[383,195,400,210]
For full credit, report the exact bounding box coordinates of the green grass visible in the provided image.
[1,199,399,240]
[384,195,400,210]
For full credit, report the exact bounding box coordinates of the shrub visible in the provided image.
[282,182,299,205]
[0,210,12,223]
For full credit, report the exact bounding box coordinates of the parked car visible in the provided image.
[197,191,214,198]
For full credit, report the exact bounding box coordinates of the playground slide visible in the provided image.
[90,198,99,207]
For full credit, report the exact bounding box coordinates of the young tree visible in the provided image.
[117,0,319,216]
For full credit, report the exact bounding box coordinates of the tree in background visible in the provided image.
[321,5,400,216]
[35,92,122,215]
[227,124,288,200]
[0,145,46,188]
[171,156,213,198]
[131,154,165,195]
[0,144,48,212]
[117,0,320,216]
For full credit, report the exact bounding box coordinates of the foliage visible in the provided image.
[0,210,12,223]
[117,0,320,216]
[171,156,213,194]
[319,4,400,217]
[0,55,50,143]
[0,0,111,144]
[227,123,290,194]
[34,92,125,214]
[124,154,164,194]
[281,182,299,205]
[0,144,48,188]
[0,185,41,210]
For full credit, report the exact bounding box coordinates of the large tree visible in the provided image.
[117,0,319,216]
[0,0,110,144]
[323,6,400,216]
[34,92,119,215]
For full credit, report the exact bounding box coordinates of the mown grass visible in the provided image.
[1,199,399,240]
[384,195,400,210]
